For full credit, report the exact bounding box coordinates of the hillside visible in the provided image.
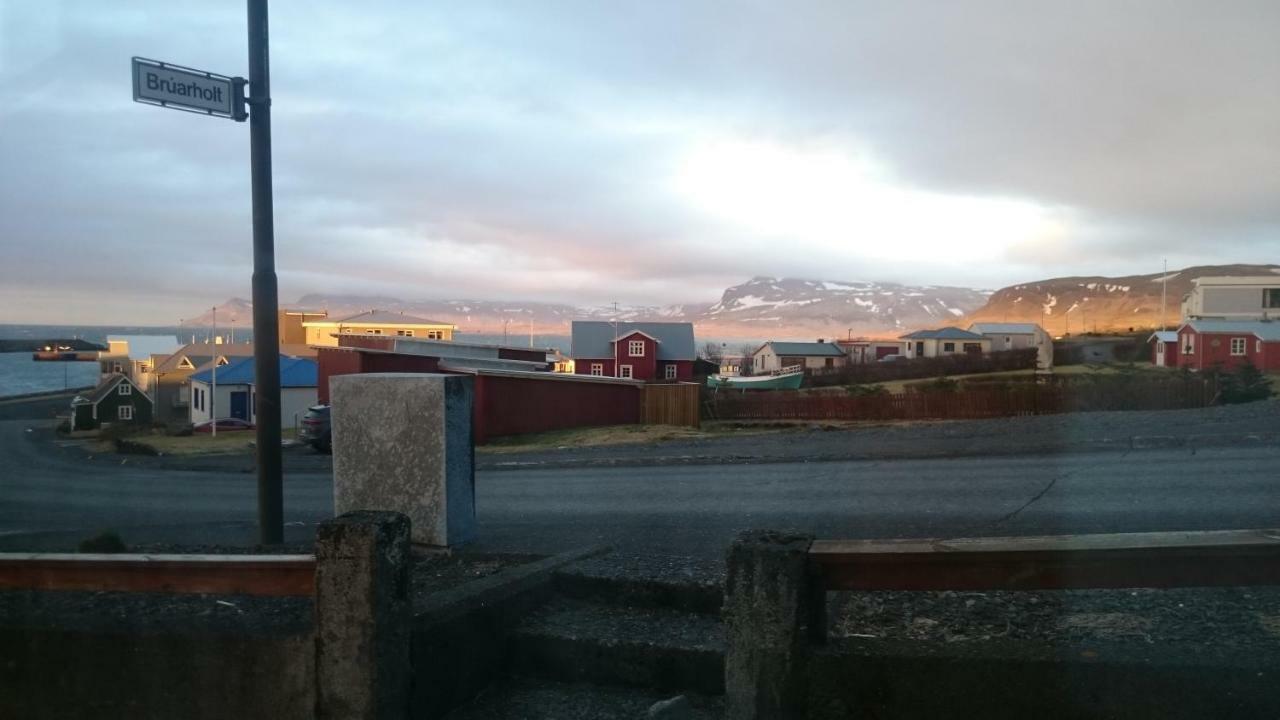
[964,264,1280,334]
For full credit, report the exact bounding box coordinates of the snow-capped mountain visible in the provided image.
[686,276,990,337]
[964,264,1280,333]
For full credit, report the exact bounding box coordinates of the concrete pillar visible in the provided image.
[314,511,411,720]
[330,372,476,547]
[723,529,816,720]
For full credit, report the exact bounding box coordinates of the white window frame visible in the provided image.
[619,364,634,379]
[1184,334,1195,355]
[1259,339,1264,353]
[118,405,133,421]
[628,340,645,357]
[664,364,677,380]
[396,329,415,337]
[365,328,383,335]
[118,383,132,396]
[1230,337,1247,356]
[590,363,604,377]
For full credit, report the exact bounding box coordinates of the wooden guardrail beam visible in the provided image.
[810,529,1280,592]
[0,553,316,597]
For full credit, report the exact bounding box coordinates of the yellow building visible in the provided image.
[302,310,456,347]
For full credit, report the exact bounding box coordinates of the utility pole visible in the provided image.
[1160,258,1168,331]
[211,306,218,438]
[248,0,283,544]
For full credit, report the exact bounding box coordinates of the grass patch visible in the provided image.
[479,422,789,453]
[127,428,297,456]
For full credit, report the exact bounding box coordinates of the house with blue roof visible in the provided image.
[899,327,991,359]
[188,355,318,429]
[751,341,847,374]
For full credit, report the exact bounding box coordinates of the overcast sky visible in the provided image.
[2,1,1278,324]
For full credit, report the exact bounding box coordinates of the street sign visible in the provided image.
[132,57,245,121]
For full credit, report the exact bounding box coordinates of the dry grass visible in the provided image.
[479,422,790,454]
[130,429,297,456]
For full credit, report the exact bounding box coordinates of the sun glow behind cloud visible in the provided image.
[671,139,1069,265]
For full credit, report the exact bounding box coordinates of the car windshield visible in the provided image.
[2,3,1278,718]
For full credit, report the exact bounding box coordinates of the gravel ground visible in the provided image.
[485,401,1280,469]
[831,586,1280,648]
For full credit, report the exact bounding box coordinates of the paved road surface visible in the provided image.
[3,419,1279,558]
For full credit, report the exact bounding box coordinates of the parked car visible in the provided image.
[193,418,254,433]
[299,404,331,453]
[877,354,903,363]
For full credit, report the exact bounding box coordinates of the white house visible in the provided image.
[188,355,318,429]
[899,327,991,359]
[751,341,847,374]
[968,322,1054,371]
[1182,276,1280,322]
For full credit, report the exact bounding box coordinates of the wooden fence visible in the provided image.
[705,377,1214,422]
[0,553,316,597]
[641,382,700,428]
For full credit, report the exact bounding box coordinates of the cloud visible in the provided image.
[1,0,1278,323]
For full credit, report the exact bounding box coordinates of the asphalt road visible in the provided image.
[3,418,1280,558]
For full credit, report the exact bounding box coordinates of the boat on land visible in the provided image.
[706,365,804,390]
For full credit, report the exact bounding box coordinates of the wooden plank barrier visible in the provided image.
[805,528,1280,641]
[641,382,700,428]
[0,553,316,597]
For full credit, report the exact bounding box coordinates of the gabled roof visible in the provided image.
[1180,320,1280,341]
[1149,331,1178,343]
[571,321,695,361]
[189,356,319,388]
[154,342,255,373]
[761,341,846,357]
[900,327,987,341]
[311,310,452,326]
[74,374,149,406]
[612,330,662,344]
[968,323,1043,335]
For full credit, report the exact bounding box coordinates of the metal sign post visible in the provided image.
[131,0,283,544]
[247,0,283,545]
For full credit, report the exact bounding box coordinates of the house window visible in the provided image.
[216,356,229,366]
[942,342,956,352]
[118,383,132,396]
[1264,288,1280,308]
[1184,334,1195,354]
[178,357,194,369]
[590,363,604,376]
[619,365,633,379]
[824,358,834,368]
[665,364,677,380]
[118,405,133,421]
[427,331,442,339]
[629,340,645,357]
[112,363,123,373]
[396,330,415,337]
[365,329,382,335]
[1231,337,1247,356]
[1259,340,1264,353]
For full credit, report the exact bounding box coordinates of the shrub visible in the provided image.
[1217,362,1273,404]
[79,530,127,554]
[845,383,888,397]
[914,376,959,393]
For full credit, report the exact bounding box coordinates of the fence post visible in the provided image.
[723,529,815,720]
[315,511,412,720]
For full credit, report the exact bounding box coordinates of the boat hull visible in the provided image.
[707,372,803,390]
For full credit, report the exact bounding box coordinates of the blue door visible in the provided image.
[230,391,249,420]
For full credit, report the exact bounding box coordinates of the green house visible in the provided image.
[71,374,153,431]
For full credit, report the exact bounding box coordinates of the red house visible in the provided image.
[1148,331,1179,368]
[1177,320,1280,372]
[570,321,696,381]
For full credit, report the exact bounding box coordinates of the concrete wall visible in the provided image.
[807,641,1280,720]
[1,606,315,720]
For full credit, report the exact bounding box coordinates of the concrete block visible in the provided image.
[723,529,815,720]
[315,511,412,720]
[331,373,476,547]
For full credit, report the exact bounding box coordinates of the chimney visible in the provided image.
[816,338,825,343]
